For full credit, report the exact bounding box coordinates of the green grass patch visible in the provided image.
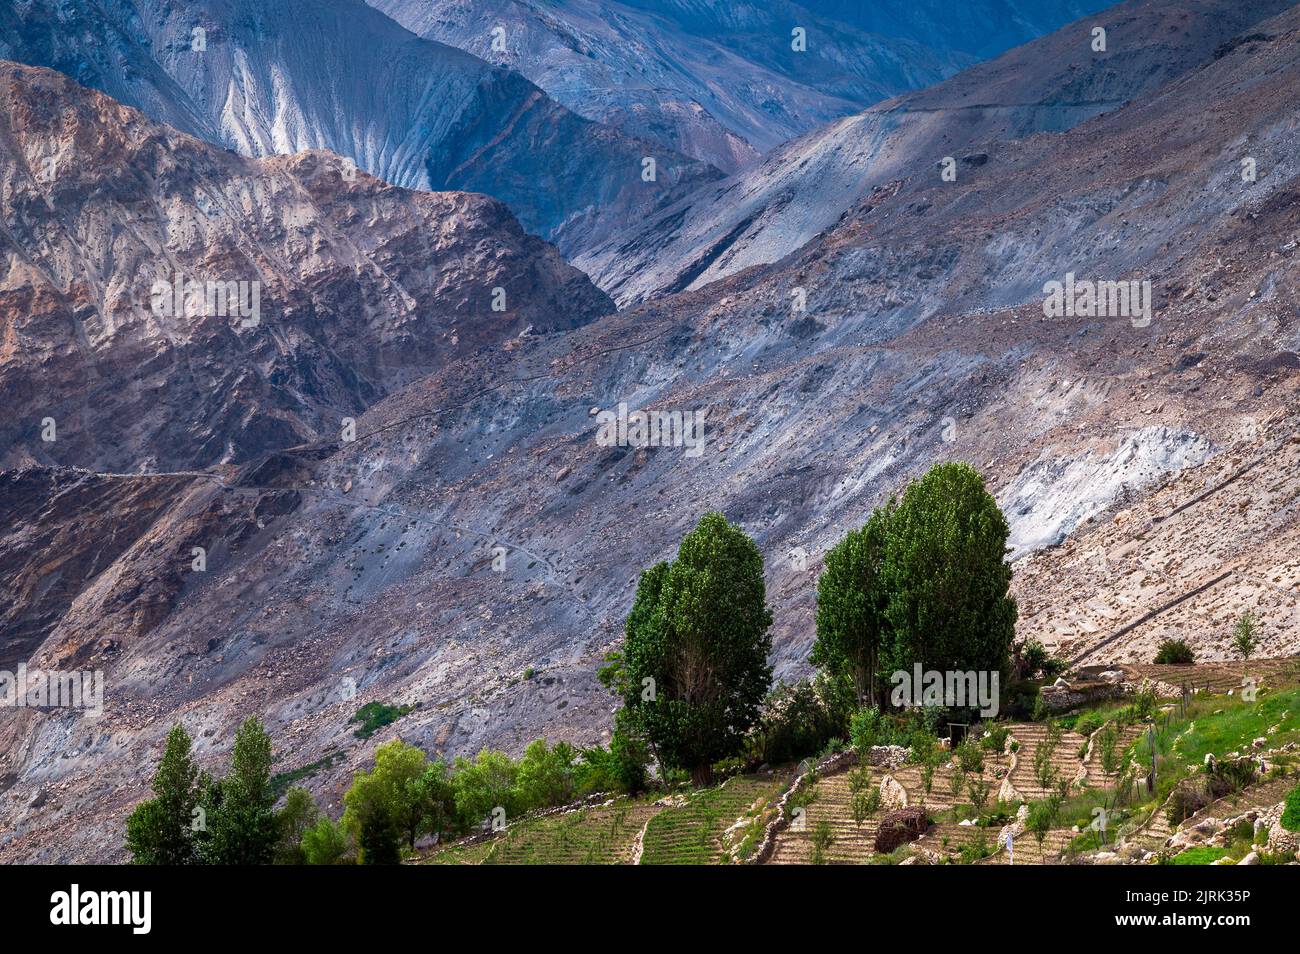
[1169,845,1227,866]
[270,750,345,802]
[350,701,417,740]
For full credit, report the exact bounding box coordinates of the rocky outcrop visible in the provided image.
[0,62,613,472]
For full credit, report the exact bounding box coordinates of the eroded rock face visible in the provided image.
[0,62,613,472]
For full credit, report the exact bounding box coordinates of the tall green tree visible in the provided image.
[879,463,1017,682]
[812,504,893,706]
[452,749,519,830]
[342,739,454,850]
[1232,611,1257,665]
[125,724,202,864]
[621,512,773,785]
[514,739,576,811]
[201,717,278,864]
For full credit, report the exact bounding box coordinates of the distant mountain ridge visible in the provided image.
[574,0,1300,304]
[370,0,971,172]
[0,0,720,255]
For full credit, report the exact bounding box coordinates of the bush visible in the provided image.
[452,749,519,830]
[573,730,648,797]
[873,807,928,853]
[956,735,985,774]
[1282,785,1300,833]
[1206,757,1258,799]
[514,739,577,812]
[980,723,1010,754]
[1012,638,1067,681]
[755,676,853,765]
[850,706,903,752]
[301,816,350,865]
[1166,784,1213,826]
[349,701,416,740]
[1154,639,1196,665]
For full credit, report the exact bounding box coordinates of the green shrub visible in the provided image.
[1166,784,1212,826]
[956,735,985,774]
[756,676,854,764]
[1154,639,1196,665]
[850,706,903,752]
[1170,845,1227,866]
[1282,785,1300,833]
[980,723,1010,753]
[350,701,415,740]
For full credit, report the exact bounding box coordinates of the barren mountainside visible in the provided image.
[371,0,977,172]
[576,0,1300,304]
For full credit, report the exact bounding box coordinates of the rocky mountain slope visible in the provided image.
[371,0,974,172]
[0,0,719,254]
[4,0,1300,864]
[0,61,613,477]
[577,0,1300,304]
[804,0,1113,59]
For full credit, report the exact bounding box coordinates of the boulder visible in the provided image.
[879,774,909,810]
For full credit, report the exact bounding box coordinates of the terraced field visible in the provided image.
[1006,723,1088,800]
[1079,724,1145,788]
[419,838,498,865]
[768,750,1012,864]
[640,771,790,865]
[767,770,881,864]
[1128,656,1300,695]
[482,800,662,864]
[915,822,1000,862]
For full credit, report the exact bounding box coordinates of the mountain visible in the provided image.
[4,0,1300,863]
[0,60,613,478]
[0,0,720,254]
[575,0,1300,304]
[370,0,978,172]
[801,0,1114,59]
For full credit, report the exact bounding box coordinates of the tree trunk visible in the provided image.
[692,763,714,787]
